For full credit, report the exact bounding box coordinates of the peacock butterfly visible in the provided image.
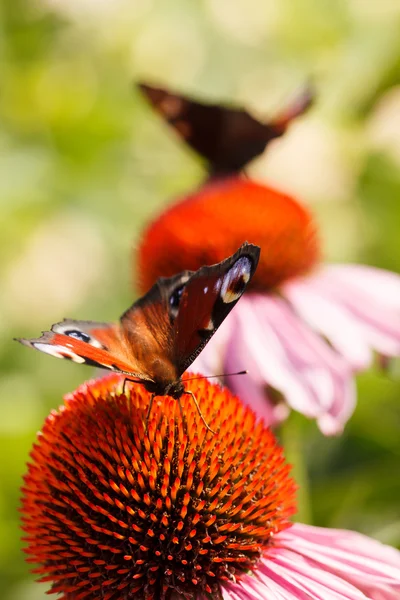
[139,82,313,176]
[16,243,260,429]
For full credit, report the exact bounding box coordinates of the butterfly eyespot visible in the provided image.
[64,330,91,343]
[169,285,185,310]
[52,323,105,349]
[220,256,252,304]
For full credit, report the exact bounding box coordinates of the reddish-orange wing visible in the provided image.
[16,243,260,396]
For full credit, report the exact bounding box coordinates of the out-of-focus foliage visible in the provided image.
[1,0,400,598]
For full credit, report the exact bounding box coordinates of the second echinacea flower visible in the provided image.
[137,178,400,434]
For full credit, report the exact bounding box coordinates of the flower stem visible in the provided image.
[279,414,313,524]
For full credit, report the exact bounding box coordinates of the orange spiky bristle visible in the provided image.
[21,374,296,599]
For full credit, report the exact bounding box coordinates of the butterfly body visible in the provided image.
[16,243,260,402]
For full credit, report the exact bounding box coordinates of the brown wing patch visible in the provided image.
[119,273,192,388]
[139,83,312,175]
[174,243,260,375]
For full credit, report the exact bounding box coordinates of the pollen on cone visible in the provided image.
[137,177,320,293]
[21,374,296,600]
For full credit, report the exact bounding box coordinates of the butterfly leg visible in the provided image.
[176,396,189,435]
[185,390,216,435]
[145,393,155,429]
[122,376,147,396]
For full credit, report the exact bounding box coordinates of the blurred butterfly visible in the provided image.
[16,243,260,431]
[139,82,312,176]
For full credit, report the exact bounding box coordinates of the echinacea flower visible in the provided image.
[137,178,400,434]
[21,375,400,599]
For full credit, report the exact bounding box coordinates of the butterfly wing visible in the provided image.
[16,244,260,392]
[16,319,154,382]
[173,242,260,375]
[139,83,312,175]
[118,243,259,384]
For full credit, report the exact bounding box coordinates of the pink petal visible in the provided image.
[188,311,286,427]
[319,270,400,357]
[286,266,400,366]
[188,302,289,428]
[253,294,356,433]
[189,263,400,434]
[316,272,400,350]
[323,265,400,312]
[223,335,290,428]
[224,295,355,434]
[283,279,373,370]
[190,314,233,376]
[222,548,368,600]
[266,552,367,599]
[224,564,315,599]
[224,296,325,417]
[219,524,400,600]
[280,524,400,600]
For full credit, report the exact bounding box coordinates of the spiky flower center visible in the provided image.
[137,178,320,293]
[21,374,296,599]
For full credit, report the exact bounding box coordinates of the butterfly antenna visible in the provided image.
[182,370,247,383]
[184,390,216,435]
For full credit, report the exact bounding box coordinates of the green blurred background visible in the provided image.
[1,0,400,597]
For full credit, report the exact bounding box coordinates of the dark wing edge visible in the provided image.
[15,318,111,348]
[120,271,194,322]
[190,242,260,282]
[174,242,260,374]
